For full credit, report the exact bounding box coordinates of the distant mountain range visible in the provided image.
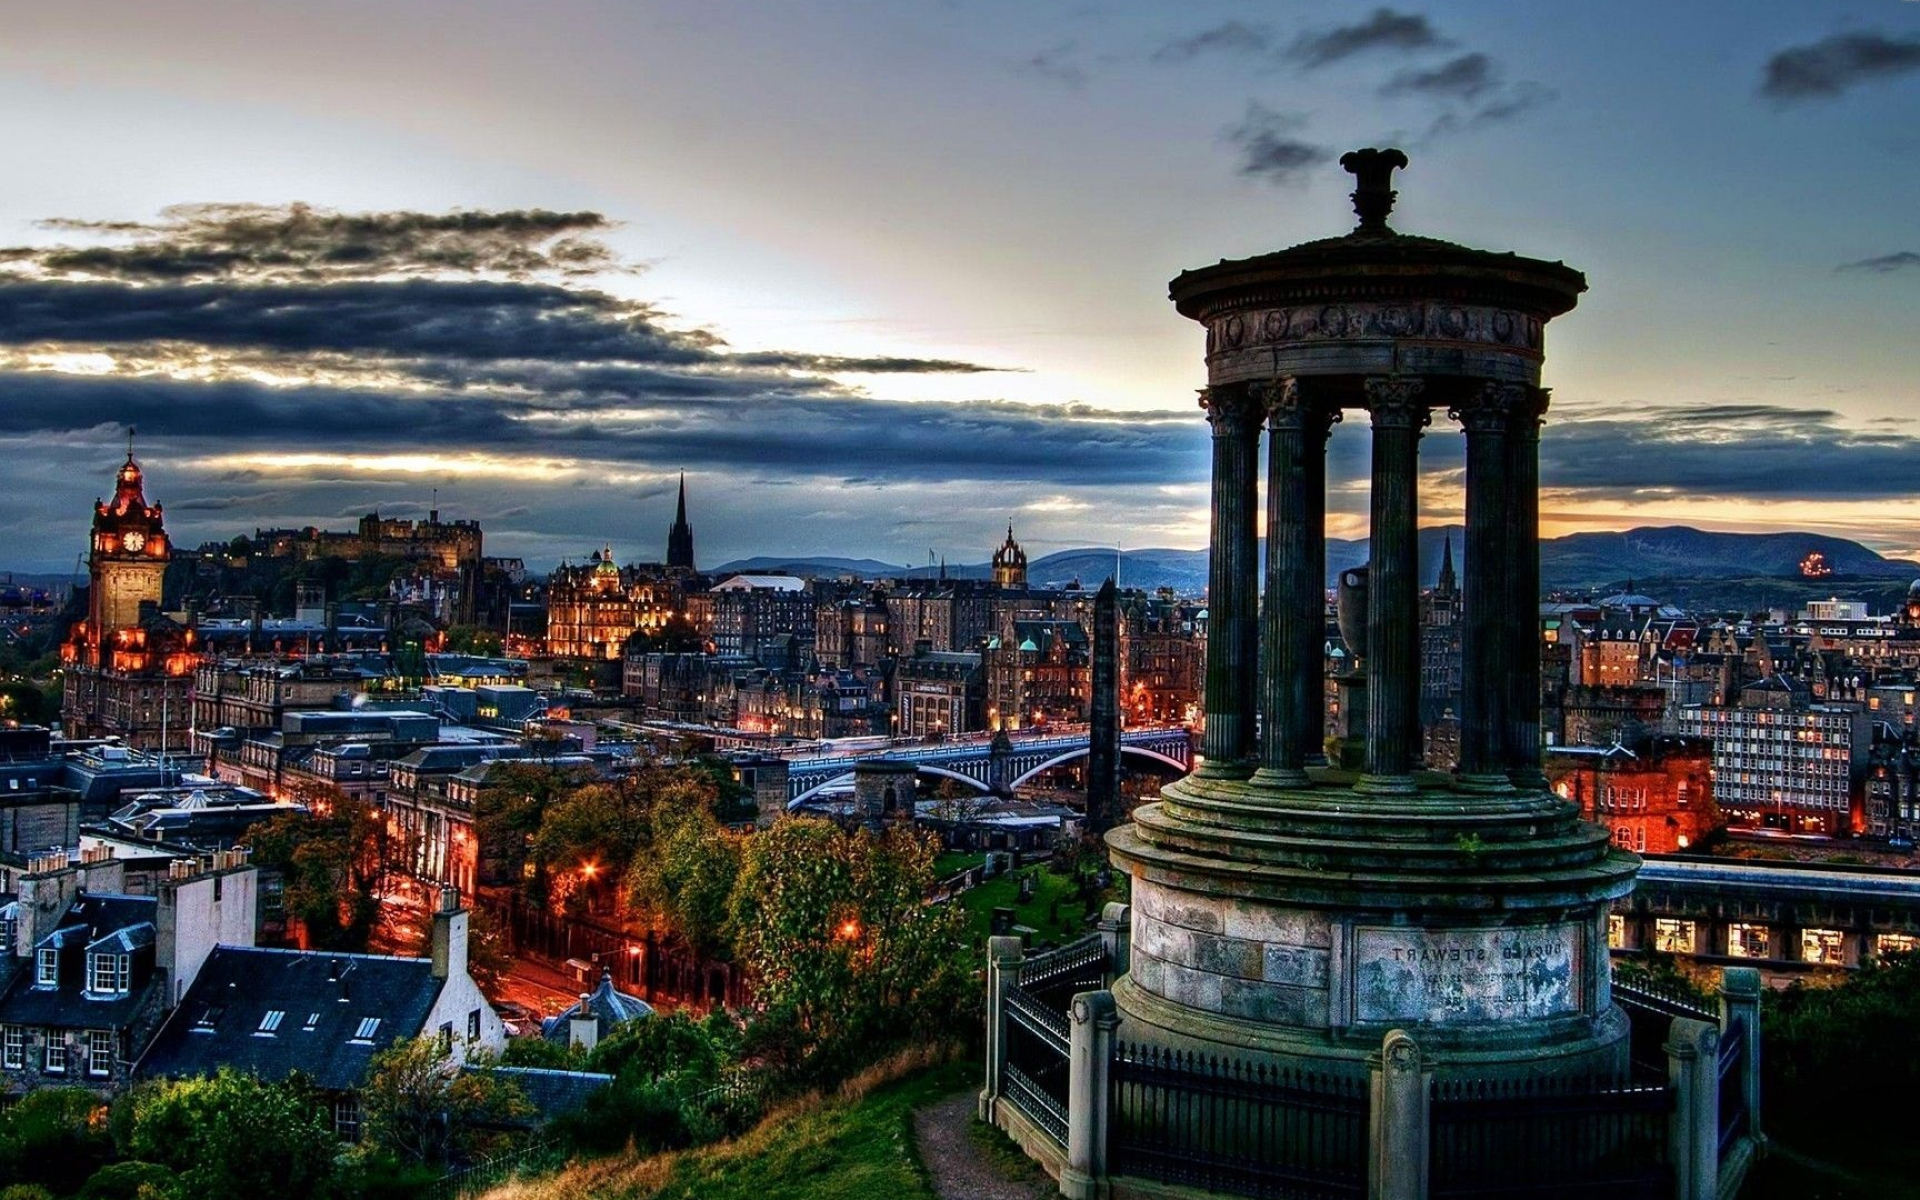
[714,526,1920,595]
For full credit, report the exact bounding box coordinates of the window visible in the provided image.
[44,1032,66,1074]
[1,1025,22,1070]
[1801,928,1845,966]
[90,953,129,995]
[1607,915,1626,949]
[192,1004,224,1031]
[257,1010,285,1034]
[87,1030,112,1077]
[36,948,58,987]
[352,1017,381,1042]
[1876,933,1917,958]
[1654,918,1696,954]
[333,1096,361,1142]
[467,1009,481,1042]
[436,1022,454,1055]
[304,1012,321,1031]
[1728,923,1772,960]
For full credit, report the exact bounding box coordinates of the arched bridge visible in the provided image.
[782,726,1194,809]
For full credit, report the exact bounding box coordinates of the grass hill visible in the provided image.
[481,1049,969,1200]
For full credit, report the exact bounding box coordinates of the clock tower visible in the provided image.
[84,443,172,656]
[61,437,197,754]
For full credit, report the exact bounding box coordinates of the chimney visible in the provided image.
[430,884,468,981]
[568,994,599,1051]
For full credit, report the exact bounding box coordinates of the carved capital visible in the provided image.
[1363,376,1429,431]
[1506,386,1550,437]
[1448,381,1525,436]
[1255,377,1340,439]
[1199,385,1263,434]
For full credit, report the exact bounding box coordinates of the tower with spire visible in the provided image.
[666,473,695,572]
[991,522,1027,589]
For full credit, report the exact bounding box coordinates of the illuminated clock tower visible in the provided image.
[61,436,197,754]
[84,443,172,656]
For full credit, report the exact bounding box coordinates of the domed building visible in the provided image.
[544,545,675,661]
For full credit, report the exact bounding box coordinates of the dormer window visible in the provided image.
[89,953,130,995]
[36,948,58,987]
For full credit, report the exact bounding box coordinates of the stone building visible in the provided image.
[986,618,1089,731]
[252,509,484,624]
[0,849,256,1099]
[60,447,198,754]
[698,575,813,667]
[544,547,677,661]
[1546,737,1718,855]
[1671,681,1871,835]
[991,523,1028,589]
[895,644,985,738]
[1418,536,1462,726]
[814,589,891,669]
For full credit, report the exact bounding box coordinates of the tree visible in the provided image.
[120,1071,338,1200]
[726,818,970,1063]
[472,762,599,894]
[361,1038,531,1167]
[242,783,405,950]
[0,1088,112,1195]
[441,625,504,656]
[625,803,743,956]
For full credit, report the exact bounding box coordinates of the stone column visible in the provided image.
[1665,1017,1721,1200]
[1061,989,1119,1200]
[1097,901,1132,979]
[978,935,1024,1122]
[1256,378,1338,789]
[1367,1029,1431,1200]
[1505,388,1549,790]
[1198,385,1262,778]
[1719,966,1764,1148]
[1449,383,1519,789]
[1360,377,1427,792]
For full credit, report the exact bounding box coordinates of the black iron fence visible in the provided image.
[1614,977,1717,1078]
[426,1138,563,1200]
[1109,1043,1368,1200]
[1429,1075,1673,1200]
[997,934,1104,1145]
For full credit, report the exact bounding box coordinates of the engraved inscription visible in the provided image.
[1353,925,1582,1024]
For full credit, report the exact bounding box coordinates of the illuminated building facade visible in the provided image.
[60,446,198,753]
[544,547,676,660]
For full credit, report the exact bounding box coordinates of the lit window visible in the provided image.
[1801,929,1845,966]
[1654,918,1696,954]
[257,1010,285,1034]
[1607,915,1625,949]
[353,1017,382,1042]
[1876,933,1917,958]
[1728,923,1772,960]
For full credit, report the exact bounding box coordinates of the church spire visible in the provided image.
[667,471,695,571]
[1438,533,1457,593]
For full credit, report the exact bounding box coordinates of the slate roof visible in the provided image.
[0,892,160,1029]
[138,945,449,1092]
[471,1066,612,1123]
[540,971,652,1045]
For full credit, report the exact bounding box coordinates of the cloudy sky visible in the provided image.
[0,1,1916,573]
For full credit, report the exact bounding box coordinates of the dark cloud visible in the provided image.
[1285,8,1444,69]
[1152,21,1272,64]
[1542,405,1920,502]
[1383,52,1494,99]
[1420,81,1554,142]
[1223,104,1332,185]
[1761,31,1920,101]
[1019,42,1087,88]
[0,204,617,282]
[1837,251,1920,275]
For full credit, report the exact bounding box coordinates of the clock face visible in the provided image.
[123,531,146,553]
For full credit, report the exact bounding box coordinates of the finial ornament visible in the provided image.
[1339,147,1408,235]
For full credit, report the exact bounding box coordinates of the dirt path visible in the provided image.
[913,1090,1053,1200]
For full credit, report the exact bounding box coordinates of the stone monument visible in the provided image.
[1105,148,1639,1080]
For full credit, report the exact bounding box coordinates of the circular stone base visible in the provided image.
[1104,771,1639,1082]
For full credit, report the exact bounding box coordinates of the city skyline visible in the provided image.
[0,1,1916,571]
